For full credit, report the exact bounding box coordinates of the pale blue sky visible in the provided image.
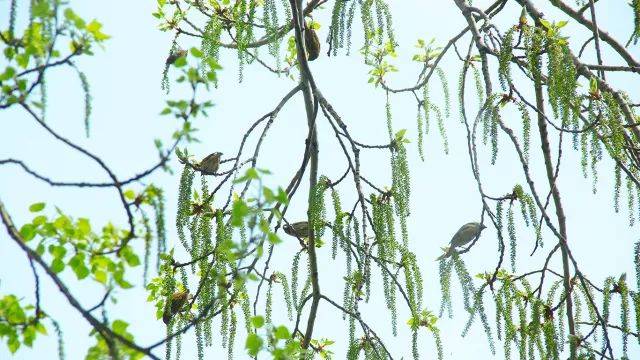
[1,0,639,359]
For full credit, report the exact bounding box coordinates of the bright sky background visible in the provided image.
[1,0,640,359]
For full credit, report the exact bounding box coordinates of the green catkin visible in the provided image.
[331,188,343,259]
[637,186,640,224]
[265,281,273,324]
[458,65,467,125]
[195,322,204,360]
[433,328,444,360]
[495,286,504,341]
[435,67,451,118]
[430,103,449,154]
[309,176,328,237]
[496,200,504,233]
[51,319,65,360]
[517,101,531,164]
[603,276,615,353]
[498,28,514,90]
[177,165,195,251]
[557,296,565,353]
[423,82,431,135]
[627,176,635,226]
[228,310,237,360]
[238,290,252,335]
[634,292,640,346]
[9,0,17,37]
[165,321,174,360]
[515,283,528,360]
[502,286,514,360]
[220,287,229,348]
[275,272,293,321]
[345,1,357,55]
[452,254,473,312]
[76,68,92,138]
[372,196,397,335]
[631,0,640,44]
[620,277,630,357]
[507,206,517,272]
[151,190,167,272]
[412,328,419,360]
[142,212,152,286]
[161,36,178,92]
[360,0,375,57]
[471,64,485,105]
[417,107,425,161]
[580,126,589,178]
[438,258,453,318]
[590,126,601,194]
[635,241,640,294]
[542,317,559,360]
[373,0,385,45]
[328,0,346,56]
[464,287,496,354]
[614,164,622,213]
[175,318,183,360]
[291,251,301,309]
[482,101,492,145]
[201,16,223,70]
[490,105,500,165]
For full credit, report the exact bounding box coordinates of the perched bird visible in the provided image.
[197,152,222,175]
[162,290,189,324]
[166,49,187,65]
[304,24,320,61]
[283,221,310,238]
[436,222,487,261]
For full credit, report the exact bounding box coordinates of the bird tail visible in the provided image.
[435,246,453,261]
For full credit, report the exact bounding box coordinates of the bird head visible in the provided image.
[479,223,487,230]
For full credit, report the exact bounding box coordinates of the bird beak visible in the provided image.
[481,224,487,230]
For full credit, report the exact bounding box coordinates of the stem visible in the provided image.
[288,0,321,349]
[533,80,577,359]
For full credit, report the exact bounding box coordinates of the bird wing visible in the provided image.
[450,223,480,248]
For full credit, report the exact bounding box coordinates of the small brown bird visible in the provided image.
[197,152,222,175]
[166,49,187,65]
[162,290,189,324]
[283,221,310,238]
[304,24,320,61]
[436,222,487,261]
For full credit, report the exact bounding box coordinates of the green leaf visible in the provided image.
[174,57,187,67]
[112,320,128,335]
[29,203,45,212]
[267,232,281,245]
[123,190,136,200]
[51,258,65,273]
[32,215,47,226]
[50,245,67,259]
[73,264,90,280]
[77,218,91,235]
[94,270,107,284]
[251,315,264,328]
[190,47,203,58]
[245,333,263,356]
[274,325,290,340]
[20,224,37,241]
[231,198,249,227]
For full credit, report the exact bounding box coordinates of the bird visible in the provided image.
[283,221,310,238]
[304,24,320,61]
[196,152,222,175]
[436,222,486,261]
[162,290,189,324]
[166,49,187,65]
